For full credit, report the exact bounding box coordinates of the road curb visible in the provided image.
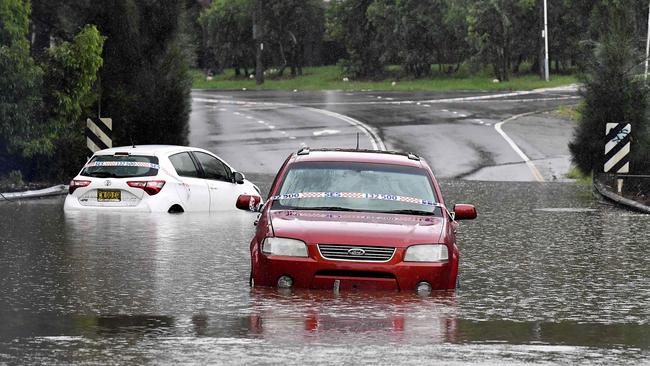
[0,185,68,201]
[593,180,650,214]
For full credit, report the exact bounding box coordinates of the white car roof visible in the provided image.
[92,145,237,171]
[94,145,211,157]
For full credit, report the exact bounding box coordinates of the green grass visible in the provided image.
[192,65,578,91]
[566,166,592,185]
[556,103,582,122]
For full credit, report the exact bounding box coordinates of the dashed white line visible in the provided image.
[192,97,386,150]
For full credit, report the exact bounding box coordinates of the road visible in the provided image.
[190,87,579,182]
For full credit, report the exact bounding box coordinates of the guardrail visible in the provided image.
[594,173,650,213]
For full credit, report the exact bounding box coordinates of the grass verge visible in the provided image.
[192,65,578,91]
[566,166,592,186]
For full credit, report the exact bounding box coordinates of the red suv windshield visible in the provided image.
[272,161,439,215]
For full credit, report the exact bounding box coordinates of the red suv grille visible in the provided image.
[317,244,395,262]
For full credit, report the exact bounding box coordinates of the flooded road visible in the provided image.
[1,178,649,365]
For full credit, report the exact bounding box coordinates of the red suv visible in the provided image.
[237,148,476,294]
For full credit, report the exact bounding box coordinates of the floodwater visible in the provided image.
[1,178,649,365]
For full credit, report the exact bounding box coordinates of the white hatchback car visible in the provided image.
[64,145,262,213]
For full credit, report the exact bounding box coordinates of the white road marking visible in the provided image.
[289,136,296,140]
[191,96,388,151]
[313,129,341,136]
[304,107,386,151]
[494,112,545,182]
[257,120,266,124]
[268,125,275,129]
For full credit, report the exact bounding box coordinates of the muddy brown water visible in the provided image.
[1,178,648,365]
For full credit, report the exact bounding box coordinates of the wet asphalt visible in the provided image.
[2,88,650,365]
[190,88,579,181]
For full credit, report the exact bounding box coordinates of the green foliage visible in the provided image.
[0,0,43,174]
[95,0,192,147]
[39,25,105,180]
[328,0,385,79]
[569,15,649,175]
[199,0,254,73]
[260,0,325,76]
[467,0,535,81]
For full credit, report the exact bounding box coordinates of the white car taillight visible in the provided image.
[127,180,166,195]
[69,180,91,194]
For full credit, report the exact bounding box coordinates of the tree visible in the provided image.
[261,0,324,76]
[327,0,385,79]
[0,0,43,176]
[89,0,192,147]
[467,0,536,81]
[38,25,105,179]
[199,0,254,76]
[569,15,648,175]
[438,0,470,73]
[395,0,445,78]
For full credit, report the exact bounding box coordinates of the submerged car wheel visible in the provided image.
[168,204,184,213]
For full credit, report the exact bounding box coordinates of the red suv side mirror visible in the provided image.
[236,194,263,212]
[453,204,477,220]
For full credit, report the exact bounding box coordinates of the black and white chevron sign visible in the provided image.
[86,117,112,153]
[604,123,631,173]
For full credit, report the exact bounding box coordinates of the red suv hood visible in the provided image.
[269,210,445,247]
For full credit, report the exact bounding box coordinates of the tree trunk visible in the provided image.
[254,0,264,85]
[277,41,288,77]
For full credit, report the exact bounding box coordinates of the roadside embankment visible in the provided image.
[192,66,578,91]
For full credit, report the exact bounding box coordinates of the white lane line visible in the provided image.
[494,112,545,182]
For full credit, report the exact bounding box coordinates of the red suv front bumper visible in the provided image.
[251,243,458,291]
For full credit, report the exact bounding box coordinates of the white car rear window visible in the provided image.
[81,155,159,178]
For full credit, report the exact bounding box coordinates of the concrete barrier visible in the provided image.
[0,185,68,201]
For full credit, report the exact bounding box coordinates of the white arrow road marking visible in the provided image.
[313,129,341,136]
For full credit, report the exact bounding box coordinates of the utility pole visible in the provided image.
[254,0,264,85]
[645,2,650,79]
[543,0,549,82]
